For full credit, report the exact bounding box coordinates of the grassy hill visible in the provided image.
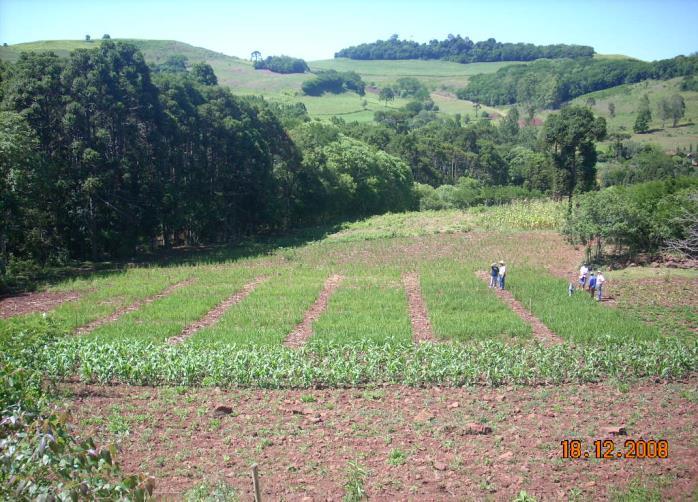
[0,39,509,122]
[4,39,695,146]
[569,78,698,151]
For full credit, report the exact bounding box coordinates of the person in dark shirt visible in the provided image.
[489,262,499,288]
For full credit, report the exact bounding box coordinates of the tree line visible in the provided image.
[301,70,365,96]
[253,55,309,74]
[335,34,594,63]
[459,55,698,108]
[0,41,411,279]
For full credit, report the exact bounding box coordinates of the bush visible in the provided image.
[253,55,309,74]
[301,70,365,96]
[564,177,698,257]
[414,177,545,211]
[0,319,153,499]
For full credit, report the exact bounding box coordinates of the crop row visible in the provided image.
[34,337,697,388]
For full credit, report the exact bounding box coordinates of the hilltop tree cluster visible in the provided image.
[253,55,309,74]
[0,41,410,270]
[459,55,698,108]
[335,34,594,63]
[301,70,365,96]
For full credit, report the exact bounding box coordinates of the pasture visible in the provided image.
[569,77,698,151]
[2,204,696,499]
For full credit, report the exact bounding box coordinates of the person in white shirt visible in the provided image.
[596,272,606,301]
[579,264,589,290]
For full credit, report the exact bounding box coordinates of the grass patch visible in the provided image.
[188,268,327,347]
[420,262,531,342]
[86,266,254,344]
[508,268,661,344]
[311,269,412,346]
[324,210,472,243]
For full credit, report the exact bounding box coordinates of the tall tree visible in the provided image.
[190,62,218,85]
[379,87,395,107]
[634,95,652,133]
[498,106,520,142]
[656,97,671,128]
[542,105,606,207]
[608,102,615,118]
[0,112,40,265]
[669,94,685,127]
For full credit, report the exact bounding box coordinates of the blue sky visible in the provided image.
[1,0,696,61]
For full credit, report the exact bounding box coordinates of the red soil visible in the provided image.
[64,378,698,500]
[403,271,439,343]
[0,290,80,319]
[284,274,344,348]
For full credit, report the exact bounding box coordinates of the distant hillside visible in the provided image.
[0,39,306,94]
[459,55,698,108]
[571,77,698,151]
[0,39,515,121]
[335,34,594,63]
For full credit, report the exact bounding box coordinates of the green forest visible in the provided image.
[459,55,698,108]
[335,34,594,62]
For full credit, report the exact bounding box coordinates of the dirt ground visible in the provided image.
[0,291,80,318]
[62,378,698,501]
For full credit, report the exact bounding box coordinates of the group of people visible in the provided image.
[573,264,606,301]
[489,261,507,290]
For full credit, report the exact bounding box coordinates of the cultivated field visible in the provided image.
[2,204,696,500]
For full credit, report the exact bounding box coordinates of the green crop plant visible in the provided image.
[45,266,195,331]
[33,336,696,389]
[87,266,256,344]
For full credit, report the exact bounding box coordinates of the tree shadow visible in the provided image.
[2,220,348,294]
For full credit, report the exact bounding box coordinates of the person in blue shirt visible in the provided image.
[498,261,506,290]
[588,272,597,298]
[489,262,499,288]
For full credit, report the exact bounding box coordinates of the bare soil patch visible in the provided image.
[403,271,438,343]
[74,278,195,335]
[284,274,344,348]
[167,276,269,345]
[0,290,80,318]
[476,271,563,346]
[62,378,698,500]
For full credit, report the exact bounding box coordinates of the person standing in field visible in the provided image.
[588,272,597,299]
[498,261,506,290]
[579,264,589,290]
[596,271,606,301]
[489,262,499,288]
